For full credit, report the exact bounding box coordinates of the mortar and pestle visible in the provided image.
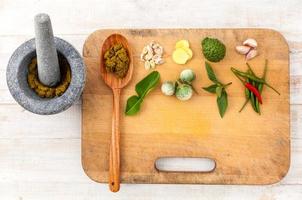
[6,13,85,115]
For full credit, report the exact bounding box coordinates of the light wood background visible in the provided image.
[0,0,301,199]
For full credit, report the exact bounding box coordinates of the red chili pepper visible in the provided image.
[245,83,263,104]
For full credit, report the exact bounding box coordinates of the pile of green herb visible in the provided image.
[202,62,232,118]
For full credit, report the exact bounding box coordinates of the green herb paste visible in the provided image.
[104,43,129,78]
[27,54,71,98]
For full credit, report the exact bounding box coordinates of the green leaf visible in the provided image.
[202,84,218,93]
[135,71,160,98]
[125,71,160,116]
[125,95,142,116]
[216,86,222,98]
[217,88,228,118]
[205,62,218,83]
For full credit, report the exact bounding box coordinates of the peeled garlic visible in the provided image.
[246,49,258,60]
[145,52,153,61]
[235,45,251,55]
[243,38,257,48]
[141,41,164,70]
[154,47,163,55]
[144,61,151,70]
[150,60,156,69]
[155,58,164,65]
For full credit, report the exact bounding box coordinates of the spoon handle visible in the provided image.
[109,88,121,192]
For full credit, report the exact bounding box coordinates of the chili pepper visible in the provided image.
[258,84,263,93]
[246,63,256,76]
[258,59,268,94]
[231,68,265,83]
[251,77,260,112]
[239,72,251,113]
[231,67,280,95]
[239,98,249,113]
[246,78,257,112]
[255,60,268,114]
[245,87,250,99]
[245,82,263,104]
[255,83,262,114]
[253,81,260,114]
[255,97,260,114]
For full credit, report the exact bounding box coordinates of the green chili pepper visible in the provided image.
[258,84,264,93]
[246,63,256,76]
[231,67,280,95]
[231,68,264,82]
[246,78,257,113]
[259,59,268,94]
[255,83,262,114]
[255,60,268,114]
[250,91,257,112]
[252,80,261,114]
[239,72,251,113]
[239,98,249,113]
[245,88,250,98]
[252,81,260,113]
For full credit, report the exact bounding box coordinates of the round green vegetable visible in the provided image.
[175,84,193,101]
[161,81,175,96]
[180,69,195,83]
[201,37,226,62]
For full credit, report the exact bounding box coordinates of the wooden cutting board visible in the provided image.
[82,29,290,184]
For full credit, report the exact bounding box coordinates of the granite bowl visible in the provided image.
[6,37,86,115]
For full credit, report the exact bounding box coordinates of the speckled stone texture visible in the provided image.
[6,37,86,115]
[34,13,61,86]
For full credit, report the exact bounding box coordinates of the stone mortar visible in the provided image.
[6,37,86,115]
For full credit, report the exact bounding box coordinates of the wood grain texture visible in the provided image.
[100,34,134,191]
[82,28,290,184]
[108,88,121,192]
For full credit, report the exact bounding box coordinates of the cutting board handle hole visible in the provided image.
[155,157,216,173]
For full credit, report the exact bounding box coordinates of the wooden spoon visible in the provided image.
[100,34,133,192]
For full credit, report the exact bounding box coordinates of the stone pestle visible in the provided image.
[34,13,61,86]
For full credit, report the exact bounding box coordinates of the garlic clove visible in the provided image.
[150,60,156,69]
[140,53,146,61]
[154,57,163,65]
[243,38,257,48]
[154,47,163,55]
[144,61,151,70]
[236,45,251,55]
[246,49,258,61]
[144,52,153,60]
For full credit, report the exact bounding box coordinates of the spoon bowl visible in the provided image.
[100,33,133,89]
[100,33,133,192]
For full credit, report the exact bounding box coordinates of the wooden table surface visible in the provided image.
[0,0,301,199]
